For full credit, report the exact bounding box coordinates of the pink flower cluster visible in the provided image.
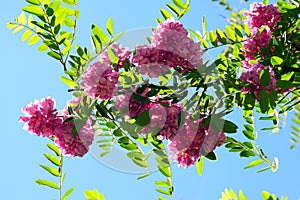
[240,3,282,97]
[244,2,281,33]
[240,64,277,97]
[99,44,131,71]
[19,97,95,157]
[132,18,203,76]
[168,116,225,168]
[115,88,225,168]
[81,62,119,100]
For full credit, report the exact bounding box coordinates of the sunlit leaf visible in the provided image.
[160,9,172,19]
[23,5,44,16]
[137,173,150,180]
[43,153,60,166]
[35,179,59,189]
[196,157,204,176]
[270,56,283,66]
[22,30,32,41]
[62,187,74,200]
[39,164,60,176]
[27,35,39,45]
[106,17,114,36]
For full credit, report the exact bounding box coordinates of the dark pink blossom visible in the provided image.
[54,107,94,157]
[240,64,277,98]
[245,2,281,34]
[81,62,119,100]
[19,97,61,137]
[99,43,131,71]
[168,117,225,168]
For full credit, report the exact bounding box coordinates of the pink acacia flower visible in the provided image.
[158,103,182,140]
[99,43,131,71]
[140,103,167,135]
[151,18,203,72]
[54,106,94,157]
[242,28,273,62]
[132,19,203,76]
[132,46,170,78]
[19,97,61,137]
[81,62,119,100]
[19,97,95,157]
[168,117,225,168]
[240,63,277,98]
[245,2,281,33]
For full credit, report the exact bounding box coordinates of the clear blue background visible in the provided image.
[1,0,300,199]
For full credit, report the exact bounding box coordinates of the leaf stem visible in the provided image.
[59,153,64,200]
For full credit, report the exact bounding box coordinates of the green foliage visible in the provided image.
[220,189,288,200]
[196,157,204,176]
[290,105,300,149]
[84,189,105,200]
[8,0,79,66]
[158,0,190,22]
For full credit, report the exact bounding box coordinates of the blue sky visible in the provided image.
[1,0,300,199]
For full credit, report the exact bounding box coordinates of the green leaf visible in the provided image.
[39,164,60,176]
[38,43,49,52]
[160,9,172,19]
[158,197,167,200]
[223,120,238,133]
[12,26,25,34]
[260,68,270,86]
[106,17,114,36]
[137,173,150,180]
[166,4,180,17]
[27,35,39,45]
[62,187,74,200]
[244,124,254,132]
[239,150,255,157]
[22,30,32,41]
[158,166,171,177]
[277,80,293,89]
[59,76,78,88]
[269,90,277,109]
[131,157,149,168]
[225,25,236,41]
[243,130,255,140]
[47,51,61,60]
[107,47,119,64]
[216,28,227,44]
[258,90,269,113]
[26,0,40,5]
[62,45,73,56]
[209,30,218,46]
[135,110,151,127]
[62,0,74,6]
[270,56,283,66]
[154,181,171,187]
[84,189,105,200]
[244,92,255,110]
[172,0,186,9]
[204,151,217,161]
[196,157,204,176]
[23,5,44,16]
[113,128,123,137]
[91,24,109,46]
[262,191,275,200]
[156,188,171,196]
[19,12,27,24]
[64,18,75,27]
[43,153,60,166]
[47,143,60,156]
[35,179,59,189]
[257,166,271,173]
